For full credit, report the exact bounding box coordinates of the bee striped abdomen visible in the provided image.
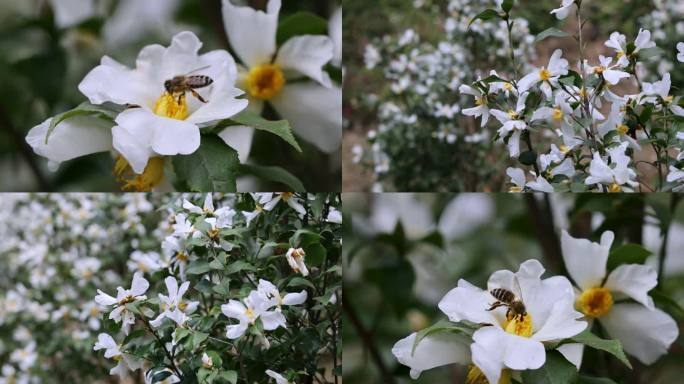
[490,288,515,304]
[186,75,213,89]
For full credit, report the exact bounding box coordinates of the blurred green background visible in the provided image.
[342,193,684,383]
[0,0,341,191]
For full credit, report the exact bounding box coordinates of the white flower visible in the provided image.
[326,206,343,224]
[127,250,162,275]
[329,7,342,67]
[48,0,100,28]
[550,0,575,20]
[460,84,491,127]
[438,259,587,384]
[561,231,679,364]
[183,194,234,219]
[584,142,638,192]
[257,279,307,309]
[586,56,631,85]
[26,31,247,191]
[506,167,554,193]
[678,42,684,63]
[94,273,149,334]
[286,248,309,276]
[150,276,199,327]
[103,0,182,48]
[491,94,529,158]
[221,290,273,339]
[606,29,656,67]
[667,165,684,184]
[201,352,213,369]
[518,49,569,99]
[260,193,306,216]
[222,0,342,153]
[641,73,684,116]
[265,370,291,384]
[72,257,101,283]
[94,333,143,378]
[144,369,180,384]
[172,213,195,238]
[9,342,37,371]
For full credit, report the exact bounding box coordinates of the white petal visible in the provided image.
[164,276,179,298]
[261,310,287,330]
[95,290,118,306]
[472,327,545,384]
[218,125,254,163]
[282,291,307,305]
[604,264,657,309]
[130,273,149,296]
[600,303,678,364]
[392,332,470,380]
[438,195,494,240]
[158,31,204,82]
[265,370,288,384]
[50,0,96,28]
[531,295,587,341]
[226,322,248,339]
[560,230,614,290]
[26,116,113,166]
[78,56,156,107]
[276,35,334,87]
[221,0,280,67]
[557,343,584,370]
[438,279,501,326]
[329,8,342,66]
[185,57,248,124]
[221,300,246,319]
[270,83,342,153]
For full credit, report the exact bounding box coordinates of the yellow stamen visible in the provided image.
[577,287,613,317]
[89,307,100,317]
[281,192,294,201]
[552,108,564,121]
[503,82,513,91]
[154,92,189,120]
[507,109,519,120]
[179,301,188,311]
[113,156,165,192]
[594,66,606,75]
[245,308,254,320]
[617,124,629,136]
[475,96,487,106]
[579,87,588,99]
[664,95,674,104]
[616,51,625,59]
[539,68,552,81]
[466,364,511,384]
[559,145,570,154]
[607,183,623,193]
[509,186,523,193]
[245,63,285,100]
[503,313,533,337]
[176,252,188,262]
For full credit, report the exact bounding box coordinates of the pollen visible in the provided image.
[507,109,519,120]
[616,51,625,59]
[577,286,613,317]
[466,365,511,384]
[594,66,606,75]
[475,96,487,106]
[509,186,523,193]
[154,92,189,120]
[503,82,513,91]
[552,108,564,121]
[579,87,588,99]
[246,63,286,100]
[503,313,533,337]
[539,68,552,81]
[113,156,165,192]
[664,95,674,104]
[607,183,623,193]
[559,145,570,154]
[617,124,629,135]
[281,192,294,201]
[245,308,255,320]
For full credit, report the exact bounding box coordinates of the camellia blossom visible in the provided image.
[585,55,631,85]
[265,370,292,384]
[506,167,554,193]
[491,93,529,158]
[221,0,342,153]
[26,31,248,191]
[150,276,199,327]
[459,84,491,127]
[640,73,684,117]
[286,247,309,276]
[94,333,143,378]
[394,259,587,383]
[257,279,307,309]
[94,272,149,334]
[605,29,656,67]
[221,290,284,339]
[561,230,679,364]
[584,142,638,192]
[550,0,575,20]
[517,49,569,99]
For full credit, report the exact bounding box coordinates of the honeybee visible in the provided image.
[487,286,527,320]
[164,66,214,105]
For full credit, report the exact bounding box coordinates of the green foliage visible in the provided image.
[521,351,578,384]
[173,136,240,192]
[569,330,632,368]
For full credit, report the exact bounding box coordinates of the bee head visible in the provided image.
[164,80,172,92]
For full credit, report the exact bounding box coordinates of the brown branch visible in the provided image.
[342,295,396,384]
[524,194,563,274]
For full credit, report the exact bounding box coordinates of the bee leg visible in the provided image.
[486,301,505,311]
[177,93,185,106]
[191,89,208,103]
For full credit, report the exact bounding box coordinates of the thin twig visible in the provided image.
[524,194,563,274]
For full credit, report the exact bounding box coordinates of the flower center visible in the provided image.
[245,308,255,320]
[118,295,136,306]
[507,109,519,120]
[503,82,513,91]
[246,64,286,100]
[281,192,294,201]
[509,186,523,193]
[113,156,165,192]
[616,51,625,59]
[608,183,623,193]
[179,301,188,311]
[577,287,613,317]
[579,87,588,99]
[475,96,487,106]
[617,124,629,135]
[559,145,570,154]
[552,108,564,121]
[154,92,189,120]
[539,68,552,81]
[594,66,606,75]
[176,252,188,262]
[503,313,533,337]
[466,365,511,384]
[664,95,674,105]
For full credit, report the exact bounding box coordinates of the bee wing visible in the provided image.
[184,65,211,75]
[512,276,524,300]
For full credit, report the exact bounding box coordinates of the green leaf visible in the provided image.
[46,102,118,144]
[229,110,301,152]
[213,279,231,297]
[287,277,315,289]
[276,11,328,45]
[468,9,502,28]
[151,370,174,383]
[501,0,515,13]
[650,289,684,320]
[519,150,538,166]
[191,331,209,349]
[173,135,239,192]
[226,260,256,274]
[303,242,327,266]
[187,261,212,275]
[606,244,652,270]
[638,47,664,60]
[569,330,632,368]
[122,329,146,346]
[412,319,474,355]
[217,370,238,384]
[521,351,578,384]
[534,27,571,44]
[174,328,191,343]
[239,164,305,191]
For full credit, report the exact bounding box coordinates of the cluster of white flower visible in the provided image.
[25,0,342,191]
[0,194,160,382]
[640,0,684,80]
[393,230,678,382]
[459,0,684,192]
[355,0,536,191]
